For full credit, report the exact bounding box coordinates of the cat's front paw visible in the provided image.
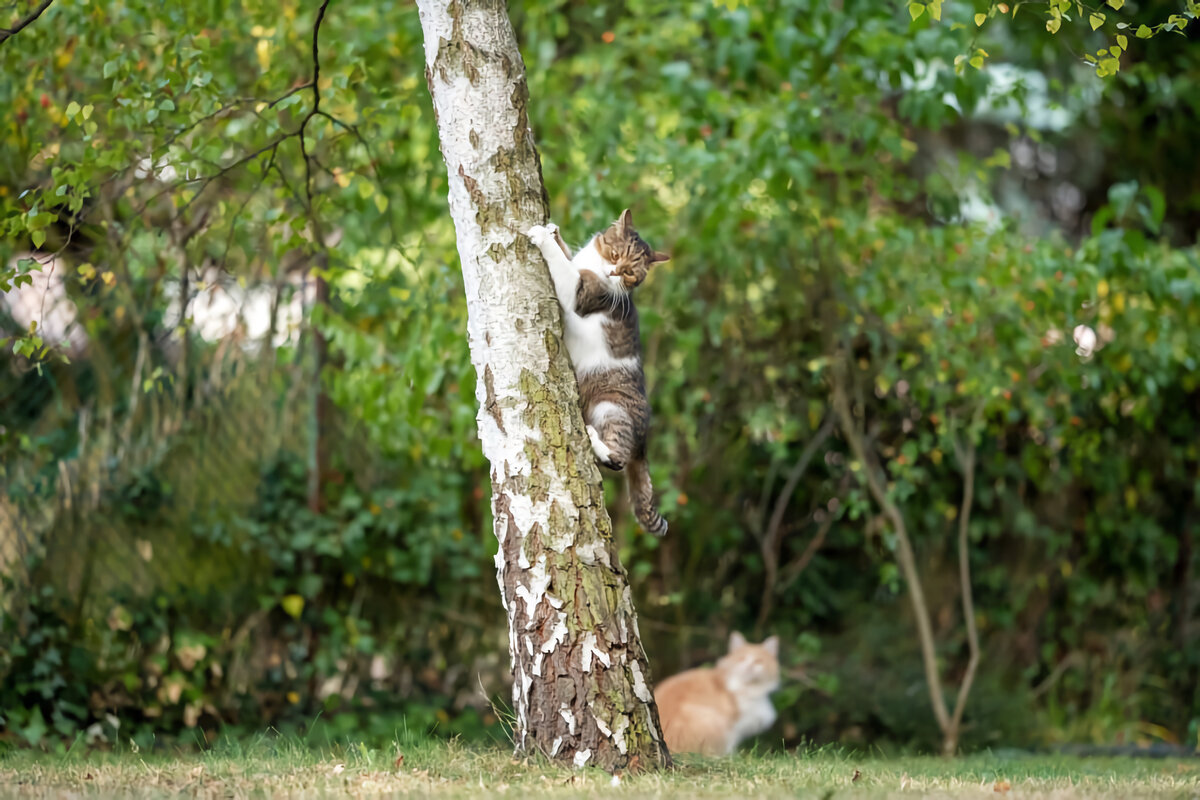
[525,222,559,249]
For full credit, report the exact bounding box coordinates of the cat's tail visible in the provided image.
[626,459,668,537]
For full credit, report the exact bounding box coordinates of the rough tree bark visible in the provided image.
[416,0,669,771]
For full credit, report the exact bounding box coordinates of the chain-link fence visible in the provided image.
[1,251,507,746]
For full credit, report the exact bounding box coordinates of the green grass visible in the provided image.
[1,737,1197,798]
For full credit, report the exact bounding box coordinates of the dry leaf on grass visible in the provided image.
[994,779,1012,794]
[900,772,912,790]
[852,769,862,783]
[331,764,345,775]
[394,753,405,770]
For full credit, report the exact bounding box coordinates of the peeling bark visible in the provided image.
[416,0,669,770]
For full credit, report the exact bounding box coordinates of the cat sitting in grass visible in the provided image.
[526,210,669,536]
[654,632,781,756]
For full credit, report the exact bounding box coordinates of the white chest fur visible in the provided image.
[729,692,777,749]
[558,242,637,375]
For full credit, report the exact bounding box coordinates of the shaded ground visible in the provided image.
[1,738,1197,798]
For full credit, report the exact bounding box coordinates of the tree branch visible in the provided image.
[947,416,982,755]
[757,414,835,630]
[0,0,55,47]
[777,474,852,594]
[830,364,952,738]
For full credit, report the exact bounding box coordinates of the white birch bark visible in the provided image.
[416,0,669,770]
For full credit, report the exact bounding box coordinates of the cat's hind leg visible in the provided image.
[586,425,615,466]
[586,401,636,472]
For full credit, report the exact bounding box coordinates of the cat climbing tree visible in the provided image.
[415,0,670,771]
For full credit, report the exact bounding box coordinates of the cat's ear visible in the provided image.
[651,251,670,264]
[619,208,633,230]
[729,631,748,652]
[762,636,780,658]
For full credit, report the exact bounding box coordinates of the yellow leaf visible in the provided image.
[969,55,984,69]
[909,2,925,20]
[1107,0,1124,8]
[975,12,987,26]
[1117,34,1128,49]
[1097,279,1109,298]
[1046,17,1062,33]
[256,38,271,71]
[929,0,942,20]
[1090,12,1105,30]
[281,594,304,619]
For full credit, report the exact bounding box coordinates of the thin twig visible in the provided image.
[298,0,331,214]
[0,0,55,46]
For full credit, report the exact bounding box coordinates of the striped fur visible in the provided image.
[526,210,669,536]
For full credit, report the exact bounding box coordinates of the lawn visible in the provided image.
[1,737,1197,798]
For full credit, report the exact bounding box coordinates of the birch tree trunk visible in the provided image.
[416,0,669,771]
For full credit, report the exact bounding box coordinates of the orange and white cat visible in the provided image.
[654,632,781,756]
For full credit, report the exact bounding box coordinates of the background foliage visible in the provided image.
[1,0,1198,753]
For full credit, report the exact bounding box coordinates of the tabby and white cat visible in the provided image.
[654,632,781,756]
[526,210,669,536]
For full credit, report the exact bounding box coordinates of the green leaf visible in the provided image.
[1136,24,1152,38]
[159,99,175,111]
[1046,17,1062,33]
[909,3,925,20]
[1090,12,1105,30]
[64,101,81,119]
[1106,0,1123,8]
[31,230,46,249]
[281,594,305,619]
[969,55,984,69]
[373,193,389,214]
[928,0,942,21]
[1116,34,1128,49]
[974,13,987,26]
[81,104,94,120]
[103,59,118,78]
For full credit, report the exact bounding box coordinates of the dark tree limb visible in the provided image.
[0,0,55,47]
